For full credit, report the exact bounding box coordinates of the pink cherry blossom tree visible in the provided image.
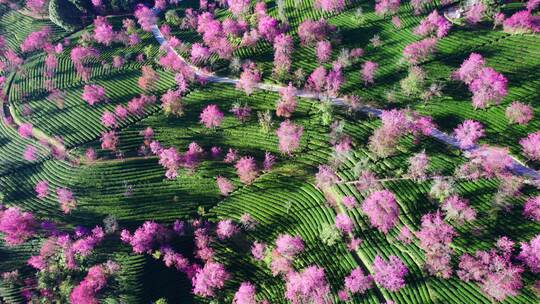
[276,83,297,118]
[190,43,210,64]
[454,120,484,149]
[458,146,513,179]
[18,123,33,138]
[273,34,294,77]
[200,104,224,128]
[26,0,48,15]
[315,165,340,189]
[452,53,485,85]
[410,0,432,15]
[372,255,408,291]
[134,4,157,32]
[335,213,354,234]
[375,0,400,16]
[56,187,76,213]
[523,196,540,221]
[442,195,476,225]
[138,65,160,92]
[285,266,331,304]
[159,147,181,179]
[517,235,540,273]
[251,241,266,260]
[23,145,37,161]
[70,263,118,304]
[361,190,399,234]
[161,89,184,117]
[0,206,36,246]
[228,0,250,17]
[120,221,169,254]
[216,176,235,196]
[298,19,335,46]
[505,101,533,125]
[416,211,456,278]
[237,62,261,96]
[257,15,283,42]
[457,239,524,301]
[306,66,327,93]
[235,156,259,184]
[230,103,252,123]
[233,282,257,304]
[465,2,486,24]
[414,10,451,38]
[263,151,275,172]
[342,196,357,209]
[216,219,239,240]
[407,151,429,181]
[344,267,373,295]
[35,180,49,198]
[71,46,100,82]
[276,234,304,258]
[276,120,303,155]
[361,61,378,85]
[469,67,508,109]
[20,26,51,53]
[192,262,230,297]
[503,10,540,34]
[94,16,117,46]
[520,131,540,161]
[100,130,119,151]
[101,111,116,128]
[316,40,332,63]
[403,38,437,64]
[314,0,346,13]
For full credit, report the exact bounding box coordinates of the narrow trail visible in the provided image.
[1,6,538,181]
[149,6,540,181]
[1,73,79,164]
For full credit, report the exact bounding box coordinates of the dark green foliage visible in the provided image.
[68,0,94,13]
[48,0,84,31]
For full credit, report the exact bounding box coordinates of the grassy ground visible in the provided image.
[0,1,539,303]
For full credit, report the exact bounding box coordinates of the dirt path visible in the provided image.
[149,6,540,181]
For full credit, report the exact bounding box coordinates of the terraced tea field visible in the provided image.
[0,1,539,303]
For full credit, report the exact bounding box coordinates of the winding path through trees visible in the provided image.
[149,7,540,181]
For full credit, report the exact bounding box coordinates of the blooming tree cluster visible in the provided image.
[70,262,119,304]
[285,266,331,304]
[523,196,540,221]
[71,46,100,81]
[416,211,456,278]
[134,4,157,32]
[520,131,540,161]
[505,101,533,125]
[235,156,259,184]
[237,62,261,95]
[200,104,224,128]
[503,10,540,34]
[453,53,508,109]
[454,119,485,149]
[276,83,297,118]
[0,206,37,246]
[20,26,52,53]
[361,190,399,234]
[82,84,107,106]
[414,10,451,38]
[273,34,294,77]
[372,255,408,291]
[276,120,303,155]
[192,262,231,297]
[457,238,524,301]
[120,221,169,254]
[375,0,400,16]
